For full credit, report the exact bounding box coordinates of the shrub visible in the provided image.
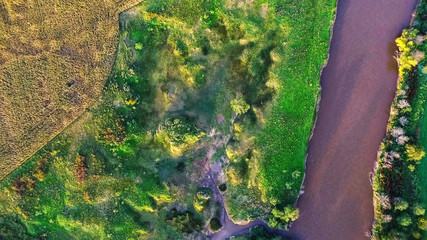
[397,214,412,226]
[73,155,87,183]
[413,205,425,216]
[406,145,425,162]
[394,199,409,211]
[230,98,250,115]
[209,218,222,232]
[227,168,243,186]
[193,188,212,212]
[218,183,227,192]
[271,206,299,223]
[377,194,391,209]
[135,42,143,50]
[418,218,427,230]
[155,117,204,157]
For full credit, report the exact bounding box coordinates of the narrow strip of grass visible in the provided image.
[418,100,427,238]
[258,0,337,205]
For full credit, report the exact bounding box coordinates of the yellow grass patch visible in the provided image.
[0,0,142,179]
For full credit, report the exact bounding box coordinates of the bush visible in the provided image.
[418,218,427,230]
[271,206,299,223]
[413,205,425,216]
[209,217,222,232]
[227,168,243,186]
[397,214,412,227]
[155,117,204,157]
[394,199,409,211]
[193,188,212,212]
[406,145,425,162]
[230,98,250,115]
[166,209,203,234]
[218,183,227,192]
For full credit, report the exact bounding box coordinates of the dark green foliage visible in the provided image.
[218,183,227,192]
[209,217,222,231]
[157,117,200,146]
[166,209,204,234]
[202,0,221,28]
[0,214,39,240]
[416,1,427,34]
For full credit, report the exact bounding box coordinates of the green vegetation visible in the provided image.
[209,217,222,232]
[156,118,205,157]
[0,0,337,238]
[372,3,427,238]
[193,188,212,212]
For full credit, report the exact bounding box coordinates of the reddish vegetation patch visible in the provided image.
[217,114,225,124]
[73,155,87,183]
[10,156,49,195]
[32,157,48,181]
[11,177,35,194]
[101,119,126,144]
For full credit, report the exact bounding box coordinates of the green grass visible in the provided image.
[257,0,337,205]
[418,99,427,238]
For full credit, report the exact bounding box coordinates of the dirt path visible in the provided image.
[197,129,291,239]
[289,0,419,239]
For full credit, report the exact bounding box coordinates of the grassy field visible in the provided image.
[256,0,337,207]
[0,0,337,238]
[419,100,427,238]
[372,3,427,238]
[0,0,142,179]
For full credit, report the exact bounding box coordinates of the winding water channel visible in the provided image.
[209,0,419,239]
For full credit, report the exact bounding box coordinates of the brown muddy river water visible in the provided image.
[289,0,419,239]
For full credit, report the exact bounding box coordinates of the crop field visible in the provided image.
[0,0,142,179]
[0,0,337,238]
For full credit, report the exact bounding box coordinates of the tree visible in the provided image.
[230,98,250,115]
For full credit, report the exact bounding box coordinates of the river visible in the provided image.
[289,0,419,239]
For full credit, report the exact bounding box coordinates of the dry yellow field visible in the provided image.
[0,0,142,179]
